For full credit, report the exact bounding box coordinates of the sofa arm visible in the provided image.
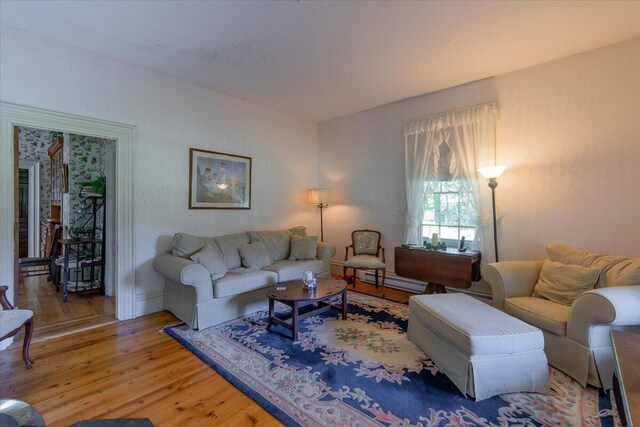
[153,254,214,303]
[481,261,543,309]
[317,242,337,272]
[567,285,640,348]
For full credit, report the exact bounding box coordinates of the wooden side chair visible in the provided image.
[0,286,34,368]
[18,225,62,289]
[343,229,386,291]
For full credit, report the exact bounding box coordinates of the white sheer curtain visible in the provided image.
[403,102,498,259]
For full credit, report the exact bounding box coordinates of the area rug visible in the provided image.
[165,291,619,427]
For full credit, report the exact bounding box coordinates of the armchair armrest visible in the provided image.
[481,261,543,309]
[568,285,640,348]
[317,242,337,273]
[153,254,213,303]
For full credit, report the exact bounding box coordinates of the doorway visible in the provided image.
[0,102,137,337]
[15,126,118,338]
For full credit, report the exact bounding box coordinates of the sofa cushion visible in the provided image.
[213,233,250,269]
[288,236,318,261]
[289,226,307,237]
[262,259,324,282]
[248,230,291,261]
[212,270,278,298]
[190,244,227,280]
[505,296,570,336]
[239,241,273,270]
[599,256,640,288]
[173,233,206,258]
[532,259,600,305]
[546,243,601,267]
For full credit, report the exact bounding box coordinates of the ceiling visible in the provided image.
[1,1,639,122]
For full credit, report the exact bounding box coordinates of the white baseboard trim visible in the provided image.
[135,289,164,317]
[330,260,492,299]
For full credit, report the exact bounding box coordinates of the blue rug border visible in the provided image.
[164,323,300,427]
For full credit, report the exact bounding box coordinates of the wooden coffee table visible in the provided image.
[267,278,347,340]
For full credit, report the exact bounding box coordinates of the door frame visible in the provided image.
[1,102,136,320]
[18,159,40,257]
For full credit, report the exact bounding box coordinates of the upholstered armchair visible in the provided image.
[343,230,386,291]
[0,286,34,368]
[482,244,640,389]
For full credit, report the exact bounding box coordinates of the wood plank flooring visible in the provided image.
[17,273,115,342]
[0,312,282,426]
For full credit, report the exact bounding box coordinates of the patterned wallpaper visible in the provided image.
[18,127,111,238]
[17,126,61,223]
[63,133,110,238]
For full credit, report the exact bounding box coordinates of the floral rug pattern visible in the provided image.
[165,292,619,427]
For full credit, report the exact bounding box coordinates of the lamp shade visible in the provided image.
[477,165,507,179]
[308,188,332,205]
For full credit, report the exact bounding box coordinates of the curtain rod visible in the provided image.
[406,100,497,124]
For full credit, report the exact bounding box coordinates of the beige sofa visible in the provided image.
[153,226,336,330]
[482,243,640,389]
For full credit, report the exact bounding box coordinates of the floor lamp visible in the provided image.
[477,165,506,262]
[308,188,332,241]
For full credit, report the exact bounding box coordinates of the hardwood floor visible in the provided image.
[17,273,115,342]
[0,311,282,426]
[345,277,414,304]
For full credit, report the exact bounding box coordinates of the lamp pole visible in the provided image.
[317,203,326,241]
[488,178,499,262]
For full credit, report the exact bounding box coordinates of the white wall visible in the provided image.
[0,25,319,315]
[319,37,640,273]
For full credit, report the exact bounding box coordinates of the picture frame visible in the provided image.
[189,148,252,209]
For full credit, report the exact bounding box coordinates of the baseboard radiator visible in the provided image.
[331,261,492,300]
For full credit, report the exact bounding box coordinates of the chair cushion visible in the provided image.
[600,256,640,288]
[213,233,250,269]
[409,294,543,356]
[344,255,385,269]
[505,296,570,336]
[546,243,601,267]
[288,236,318,261]
[191,244,227,280]
[238,241,273,270]
[0,309,33,337]
[212,270,278,298]
[531,259,600,305]
[262,259,324,282]
[248,230,291,261]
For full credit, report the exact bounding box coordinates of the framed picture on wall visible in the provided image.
[189,148,252,209]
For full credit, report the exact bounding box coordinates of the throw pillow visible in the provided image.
[532,259,600,305]
[239,241,273,270]
[191,244,227,280]
[288,236,318,261]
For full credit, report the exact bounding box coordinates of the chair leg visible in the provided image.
[375,269,379,288]
[22,318,34,369]
[381,268,386,294]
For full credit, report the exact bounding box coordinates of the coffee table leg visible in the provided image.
[268,298,274,328]
[342,290,347,320]
[292,301,299,340]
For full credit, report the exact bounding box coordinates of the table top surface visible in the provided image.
[267,278,346,302]
[395,246,480,258]
[611,329,640,427]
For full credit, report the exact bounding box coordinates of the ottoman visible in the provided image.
[408,293,549,401]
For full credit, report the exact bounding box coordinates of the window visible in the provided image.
[421,180,477,246]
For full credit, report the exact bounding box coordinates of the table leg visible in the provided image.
[292,301,299,340]
[424,283,448,294]
[268,298,274,328]
[341,290,347,320]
